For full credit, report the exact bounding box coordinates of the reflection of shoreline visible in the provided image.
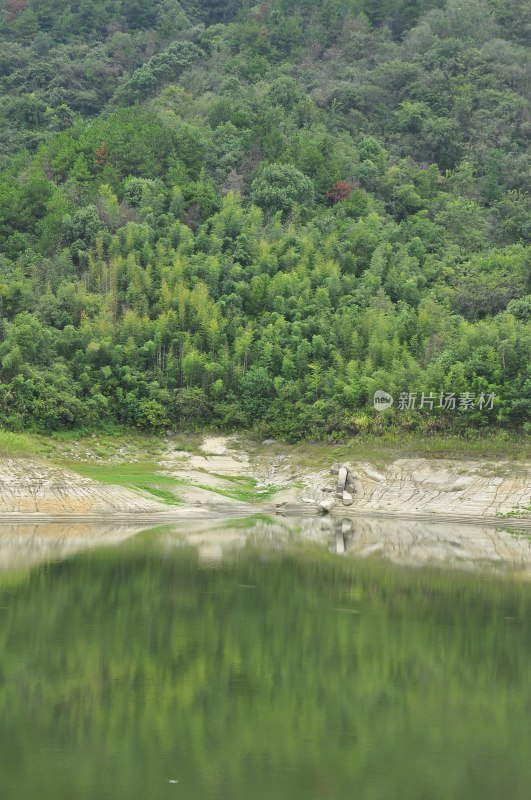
[157,516,531,577]
[0,523,146,573]
[327,517,531,576]
[0,509,529,527]
[1,516,531,578]
[277,508,531,529]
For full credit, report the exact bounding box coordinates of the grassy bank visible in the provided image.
[0,429,531,462]
[0,430,42,457]
[251,431,531,471]
[0,428,199,461]
[0,427,528,471]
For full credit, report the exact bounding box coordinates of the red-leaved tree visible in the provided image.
[6,0,29,23]
[326,180,354,204]
[95,143,108,165]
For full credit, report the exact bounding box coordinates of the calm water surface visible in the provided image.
[1,518,531,800]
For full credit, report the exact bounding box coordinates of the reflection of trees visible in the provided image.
[1,546,531,799]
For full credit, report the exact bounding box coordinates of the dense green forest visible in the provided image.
[0,0,529,439]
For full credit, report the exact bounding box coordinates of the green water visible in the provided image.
[1,527,531,799]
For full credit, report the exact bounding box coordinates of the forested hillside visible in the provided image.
[0,0,529,439]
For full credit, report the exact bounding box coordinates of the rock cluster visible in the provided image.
[319,464,361,512]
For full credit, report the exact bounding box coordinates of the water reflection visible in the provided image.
[1,524,531,800]
[1,515,531,577]
[0,522,148,573]
[157,515,531,576]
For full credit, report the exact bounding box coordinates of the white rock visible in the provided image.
[319,499,335,513]
[364,469,385,482]
[337,467,348,492]
[330,463,341,475]
[342,491,354,506]
[301,497,316,505]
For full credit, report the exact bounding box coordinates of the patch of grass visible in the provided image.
[497,505,531,519]
[64,462,182,505]
[170,472,279,504]
[0,429,41,457]
[209,473,256,484]
[196,480,279,504]
[42,429,202,464]
[252,432,530,468]
[65,462,177,485]
[135,486,182,506]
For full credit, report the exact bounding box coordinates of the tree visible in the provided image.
[251,163,314,216]
[327,181,354,204]
[239,367,275,421]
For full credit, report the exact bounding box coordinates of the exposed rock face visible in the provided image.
[303,458,530,520]
[0,459,168,515]
[351,459,530,518]
[364,469,385,483]
[0,436,529,523]
[186,437,250,476]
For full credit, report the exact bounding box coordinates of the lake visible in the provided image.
[1,516,531,799]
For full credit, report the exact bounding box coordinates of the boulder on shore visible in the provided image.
[337,466,348,492]
[342,491,354,506]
